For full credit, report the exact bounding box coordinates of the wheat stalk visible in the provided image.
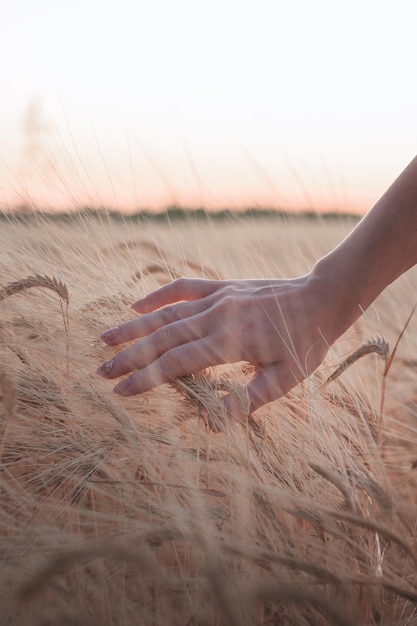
[378,303,416,446]
[0,369,17,421]
[254,583,357,626]
[18,540,160,601]
[183,259,220,280]
[0,369,17,464]
[309,463,354,511]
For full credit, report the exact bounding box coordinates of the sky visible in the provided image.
[1,0,416,214]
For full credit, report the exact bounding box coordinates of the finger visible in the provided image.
[98,316,206,379]
[112,338,225,395]
[101,297,211,346]
[132,278,227,313]
[245,363,301,412]
[221,392,249,429]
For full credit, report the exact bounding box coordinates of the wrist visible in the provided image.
[308,256,366,345]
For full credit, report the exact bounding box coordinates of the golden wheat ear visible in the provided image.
[0,274,69,304]
[172,371,229,432]
[320,337,389,388]
[0,274,71,369]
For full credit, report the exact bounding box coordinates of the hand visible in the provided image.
[98,274,343,415]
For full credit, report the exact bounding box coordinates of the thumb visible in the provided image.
[215,363,300,432]
[222,389,251,424]
[245,363,299,412]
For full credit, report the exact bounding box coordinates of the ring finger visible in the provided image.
[98,313,207,379]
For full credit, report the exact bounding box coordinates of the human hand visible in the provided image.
[97,274,346,418]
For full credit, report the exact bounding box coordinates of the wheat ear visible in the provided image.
[0,274,70,371]
[172,371,259,436]
[320,337,389,389]
[173,372,228,432]
[0,274,69,304]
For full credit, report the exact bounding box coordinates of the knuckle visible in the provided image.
[173,277,203,298]
[159,304,176,325]
[119,321,136,342]
[218,284,241,304]
[122,350,139,374]
[220,284,239,297]
[215,292,238,316]
[153,323,176,346]
[158,349,183,376]
[173,277,189,292]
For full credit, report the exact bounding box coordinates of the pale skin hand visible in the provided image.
[98,156,417,417]
[98,274,348,413]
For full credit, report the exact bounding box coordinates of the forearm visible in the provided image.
[312,156,417,337]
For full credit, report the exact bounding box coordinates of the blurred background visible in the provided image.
[1,0,416,213]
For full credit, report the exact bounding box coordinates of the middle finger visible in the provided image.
[97,313,206,379]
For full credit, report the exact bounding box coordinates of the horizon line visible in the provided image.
[0,204,362,222]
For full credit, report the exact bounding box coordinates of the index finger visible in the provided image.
[132,277,226,313]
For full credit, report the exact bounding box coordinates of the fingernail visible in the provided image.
[97,359,115,376]
[101,327,120,342]
[114,378,131,395]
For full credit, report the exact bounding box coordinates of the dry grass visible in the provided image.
[1,211,417,625]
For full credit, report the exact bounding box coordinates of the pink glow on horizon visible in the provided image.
[0,164,383,216]
[0,133,380,216]
[0,101,399,216]
[1,0,416,216]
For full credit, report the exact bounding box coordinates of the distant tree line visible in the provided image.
[1,205,360,223]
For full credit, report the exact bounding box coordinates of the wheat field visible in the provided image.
[1,210,417,625]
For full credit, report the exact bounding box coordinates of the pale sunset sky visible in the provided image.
[1,0,416,213]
